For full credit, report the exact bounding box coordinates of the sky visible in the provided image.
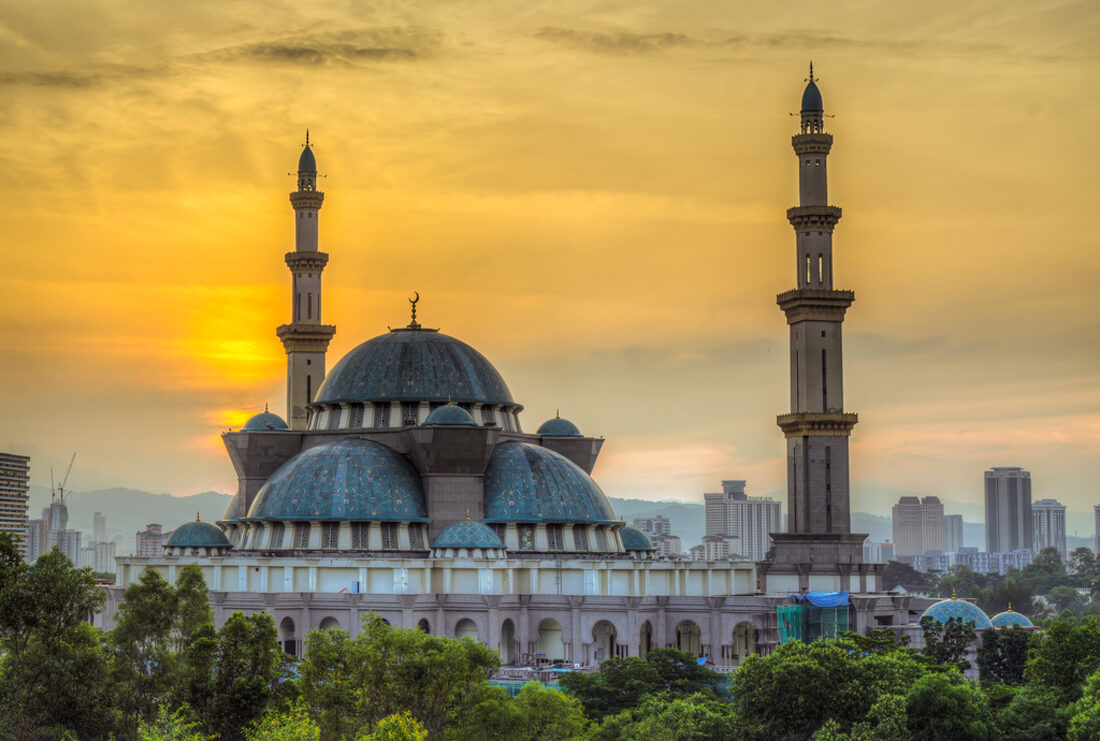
[0,1,1097,525]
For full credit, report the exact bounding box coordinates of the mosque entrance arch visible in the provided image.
[416,618,430,633]
[500,619,515,665]
[279,617,298,656]
[319,616,341,631]
[455,618,479,641]
[639,620,653,659]
[675,620,702,657]
[592,620,618,664]
[732,621,757,664]
[537,618,565,663]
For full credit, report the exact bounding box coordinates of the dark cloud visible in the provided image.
[0,64,156,88]
[205,27,442,66]
[533,27,699,54]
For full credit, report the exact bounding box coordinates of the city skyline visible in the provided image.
[0,2,1096,515]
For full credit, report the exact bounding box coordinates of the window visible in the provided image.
[805,254,811,284]
[818,254,823,283]
[489,524,506,542]
[327,407,343,430]
[374,404,390,428]
[350,404,364,428]
[584,571,599,595]
[307,293,312,319]
[294,523,310,549]
[518,525,535,551]
[547,524,563,551]
[594,528,608,552]
[402,403,418,427]
[478,568,493,594]
[322,523,339,549]
[573,526,589,551]
[825,447,833,533]
[408,525,423,550]
[821,349,828,411]
[481,407,496,426]
[393,568,408,594]
[352,523,369,549]
[270,523,285,549]
[306,375,312,403]
[382,522,398,549]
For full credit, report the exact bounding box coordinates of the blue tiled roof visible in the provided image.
[802,81,823,111]
[433,519,505,549]
[620,525,655,551]
[299,145,317,172]
[246,437,428,522]
[424,404,477,426]
[221,494,240,523]
[315,330,516,407]
[242,411,290,431]
[166,520,230,548]
[483,441,617,524]
[537,417,581,437]
[990,610,1033,628]
[920,598,992,629]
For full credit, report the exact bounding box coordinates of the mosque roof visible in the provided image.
[802,80,823,111]
[483,441,618,524]
[242,410,290,431]
[619,525,656,551]
[424,404,477,426]
[246,437,428,522]
[919,597,992,629]
[314,329,516,408]
[221,493,240,523]
[537,416,581,437]
[990,609,1033,628]
[299,145,317,172]
[165,519,230,548]
[432,519,505,550]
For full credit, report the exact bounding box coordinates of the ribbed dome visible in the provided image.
[432,519,505,549]
[620,525,655,551]
[247,438,428,522]
[221,494,240,523]
[424,404,477,426]
[484,441,617,524]
[802,81,823,111]
[990,610,1033,628]
[166,520,230,548]
[314,330,516,407]
[537,416,581,437]
[919,597,992,629]
[242,411,289,431]
[299,145,317,172]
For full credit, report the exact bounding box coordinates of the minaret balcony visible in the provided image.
[787,206,842,231]
[289,191,325,209]
[776,289,854,324]
[277,323,336,353]
[776,412,858,438]
[791,132,833,155]
[285,251,330,273]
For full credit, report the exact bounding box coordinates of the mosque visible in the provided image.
[107,72,922,668]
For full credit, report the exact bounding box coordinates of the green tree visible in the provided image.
[1025,616,1100,703]
[976,626,1030,684]
[812,694,911,741]
[1047,585,1088,616]
[139,705,212,741]
[995,683,1072,741]
[882,561,932,593]
[594,694,741,741]
[919,615,975,668]
[205,611,287,740]
[1069,666,1100,740]
[903,671,993,741]
[977,578,1037,618]
[361,712,428,741]
[245,701,320,741]
[1068,548,1097,579]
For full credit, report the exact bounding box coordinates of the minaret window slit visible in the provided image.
[821,349,828,411]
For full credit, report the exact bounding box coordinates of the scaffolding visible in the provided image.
[777,604,850,643]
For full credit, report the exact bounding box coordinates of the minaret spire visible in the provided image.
[276,132,336,430]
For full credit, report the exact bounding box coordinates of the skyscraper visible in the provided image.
[702,481,781,562]
[1032,498,1067,560]
[1094,505,1100,555]
[891,496,944,556]
[944,514,964,552]
[93,511,106,543]
[985,467,1033,553]
[0,453,30,556]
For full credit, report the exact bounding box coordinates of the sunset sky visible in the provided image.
[0,1,1096,526]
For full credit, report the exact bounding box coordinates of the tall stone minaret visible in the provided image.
[276,132,336,430]
[777,66,859,537]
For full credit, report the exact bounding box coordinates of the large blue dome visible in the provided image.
[802,81,823,111]
[315,329,516,407]
[484,441,617,524]
[919,597,992,629]
[990,609,1033,628]
[247,437,428,522]
[166,520,230,548]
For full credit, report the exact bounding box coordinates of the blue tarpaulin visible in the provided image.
[788,590,850,607]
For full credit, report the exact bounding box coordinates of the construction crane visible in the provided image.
[53,452,76,503]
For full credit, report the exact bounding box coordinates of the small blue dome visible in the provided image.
[484,441,617,524]
[166,520,230,548]
[242,411,289,431]
[802,81,823,112]
[990,610,1033,628]
[620,526,655,551]
[247,438,428,522]
[537,416,581,437]
[919,597,992,629]
[299,145,317,172]
[424,404,477,426]
[433,519,505,550]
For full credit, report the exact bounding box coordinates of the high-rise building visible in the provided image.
[632,515,671,537]
[922,497,945,553]
[0,453,30,556]
[80,544,96,570]
[25,518,47,562]
[702,481,780,562]
[1094,505,1100,555]
[985,467,1032,553]
[93,512,106,543]
[944,514,964,552]
[891,496,945,555]
[651,534,682,558]
[94,540,117,573]
[689,534,742,562]
[136,524,168,557]
[57,529,81,565]
[1032,498,1067,560]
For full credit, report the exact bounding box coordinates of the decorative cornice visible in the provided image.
[276,324,336,353]
[285,251,330,273]
[776,412,859,437]
[787,205,842,232]
[289,191,324,210]
[791,132,833,155]
[776,289,855,323]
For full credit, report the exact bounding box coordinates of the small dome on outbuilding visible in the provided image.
[166,519,230,549]
[919,596,992,629]
[802,80,823,111]
[990,609,1033,628]
[537,415,581,437]
[619,526,656,551]
[424,404,477,426]
[433,519,505,550]
[242,410,289,431]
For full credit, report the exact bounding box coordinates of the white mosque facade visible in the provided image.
[108,74,920,668]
